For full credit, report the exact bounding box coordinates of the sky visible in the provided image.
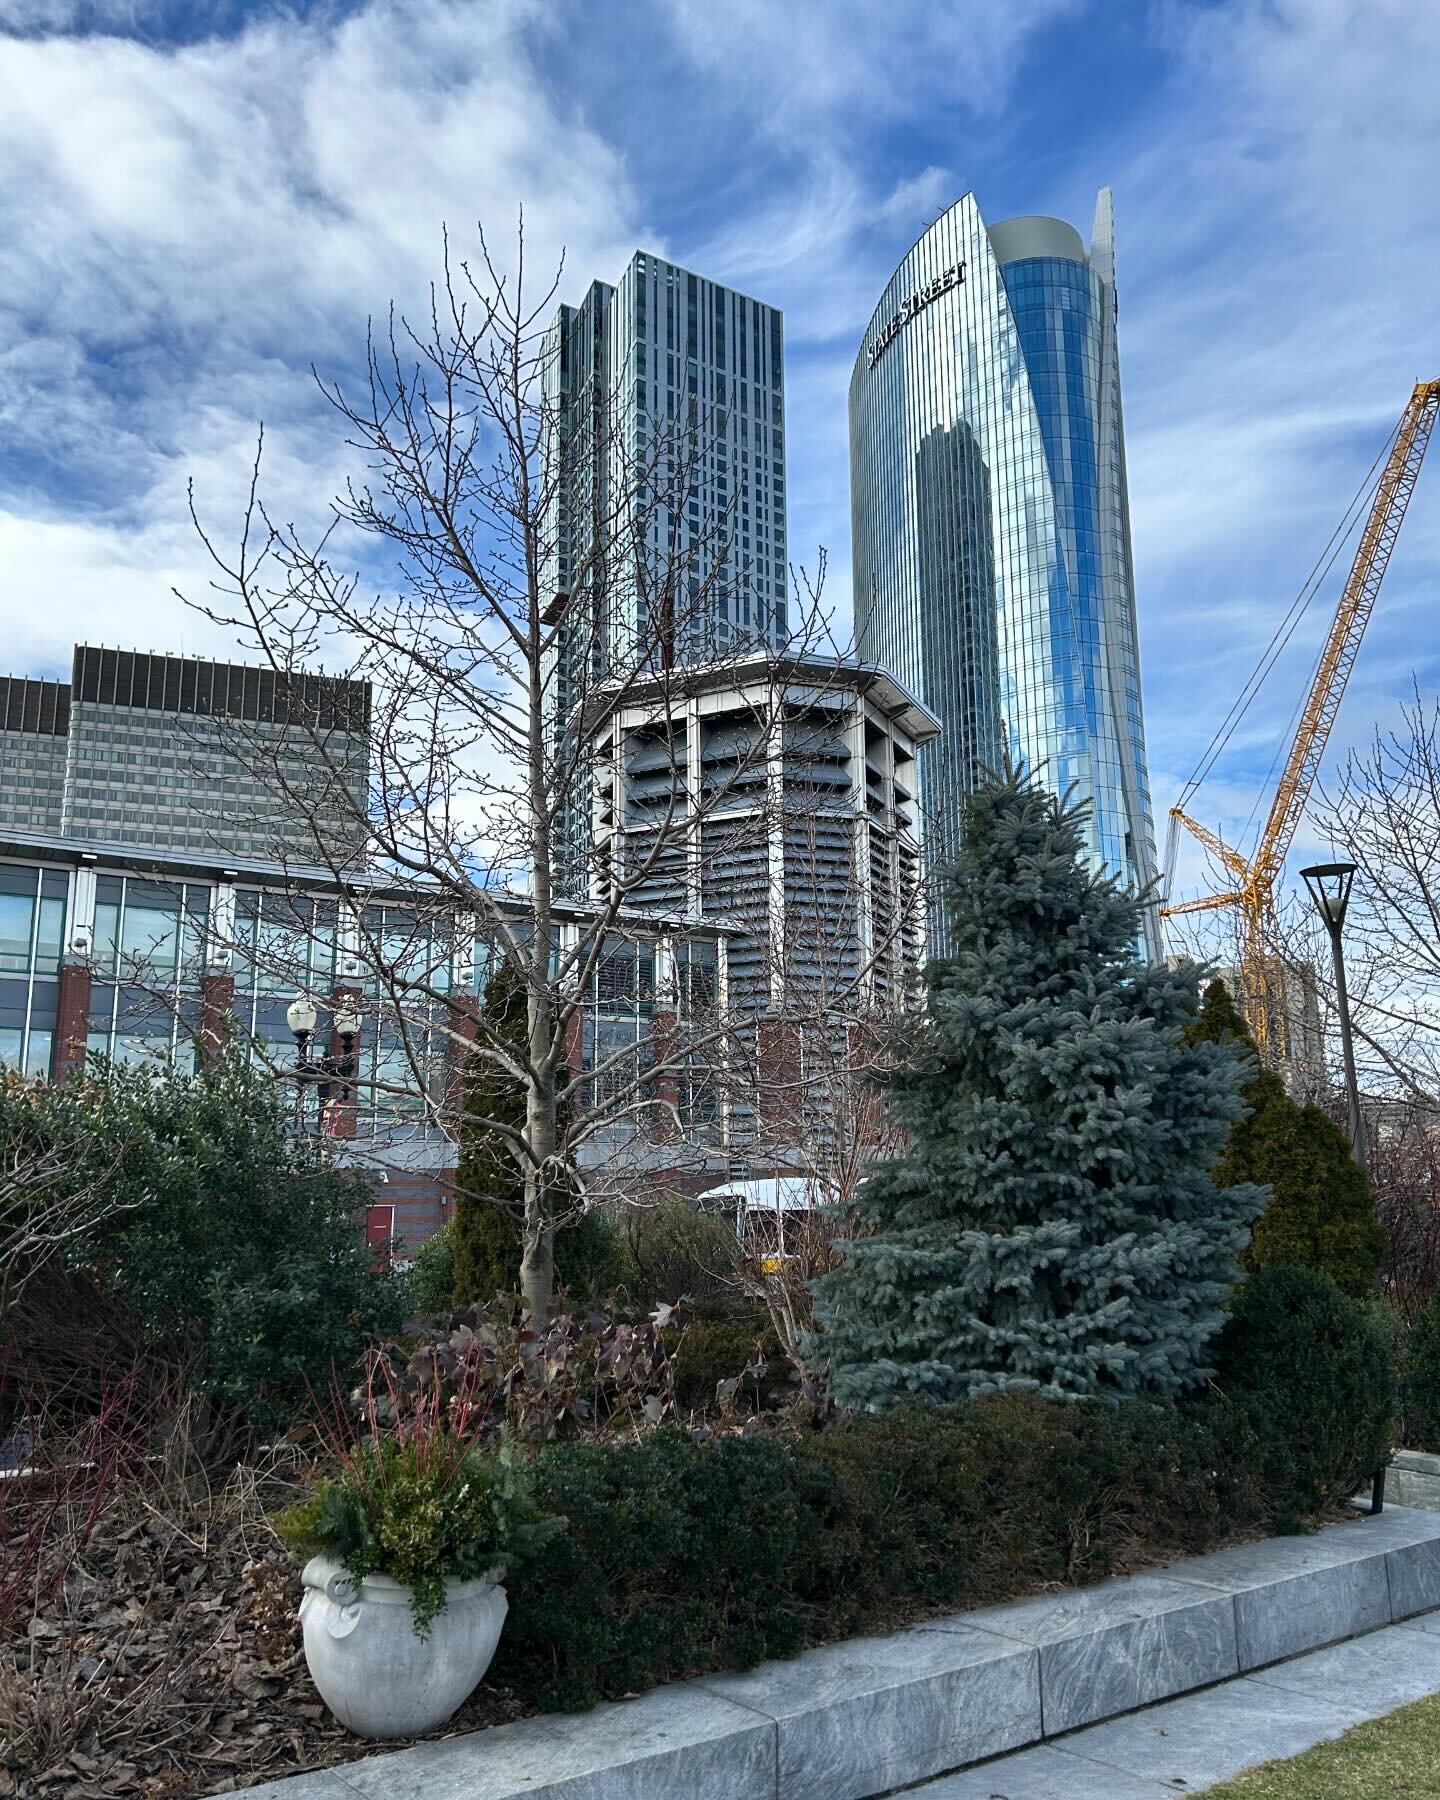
[2,0,1438,919]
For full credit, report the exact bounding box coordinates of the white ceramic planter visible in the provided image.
[299,1555,508,1738]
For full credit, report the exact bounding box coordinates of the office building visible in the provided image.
[850,189,1161,956]
[0,646,371,864]
[0,823,737,1241]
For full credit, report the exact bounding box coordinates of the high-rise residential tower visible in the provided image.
[542,251,789,889]
[543,251,789,669]
[849,189,1160,957]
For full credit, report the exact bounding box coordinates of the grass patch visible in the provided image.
[1204,1691,1440,1796]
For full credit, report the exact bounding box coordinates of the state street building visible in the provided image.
[849,188,1161,957]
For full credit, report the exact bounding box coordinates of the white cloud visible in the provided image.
[0,0,646,670]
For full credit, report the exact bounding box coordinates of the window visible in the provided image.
[0,892,34,972]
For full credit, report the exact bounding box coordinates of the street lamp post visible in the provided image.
[1299,860,1382,1513]
[286,996,362,1136]
[286,995,319,1136]
[1299,862,1366,1174]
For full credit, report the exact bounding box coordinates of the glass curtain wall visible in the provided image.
[849,190,1160,957]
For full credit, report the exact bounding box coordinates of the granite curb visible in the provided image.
[239,1502,1440,1800]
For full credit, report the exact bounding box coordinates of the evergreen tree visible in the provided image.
[1186,980,1385,1298]
[451,962,530,1306]
[451,964,628,1308]
[812,765,1265,1408]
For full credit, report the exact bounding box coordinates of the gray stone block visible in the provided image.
[1050,1676,1367,1791]
[1396,1450,1440,1478]
[1389,1535,1440,1618]
[238,1774,365,1800]
[938,1572,1238,1732]
[912,1743,1179,1798]
[1234,1555,1390,1667]
[308,1685,777,1800]
[1156,1521,1393,1667]
[696,1621,1038,1800]
[1251,1619,1440,1713]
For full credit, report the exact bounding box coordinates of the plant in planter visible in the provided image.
[275,1389,562,1738]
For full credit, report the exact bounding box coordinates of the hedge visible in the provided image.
[492,1386,1328,1712]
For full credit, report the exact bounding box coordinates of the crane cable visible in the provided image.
[1163,414,1402,895]
[1176,420,1397,813]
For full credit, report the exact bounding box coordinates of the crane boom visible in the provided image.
[1254,379,1440,889]
[1161,378,1440,1057]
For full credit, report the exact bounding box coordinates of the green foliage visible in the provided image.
[452,1203,631,1310]
[671,1315,784,1412]
[1402,1294,1440,1452]
[404,1220,457,1322]
[450,964,632,1308]
[0,1055,402,1434]
[276,1431,563,1637]
[1212,1264,1396,1529]
[451,963,528,1306]
[813,765,1265,1408]
[494,1391,1285,1712]
[622,1194,739,1311]
[1187,981,1386,1297]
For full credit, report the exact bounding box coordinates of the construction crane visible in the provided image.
[1162,377,1440,1056]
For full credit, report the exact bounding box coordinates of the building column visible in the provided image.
[199,973,235,1067]
[50,959,92,1082]
[756,1014,802,1144]
[649,934,680,1142]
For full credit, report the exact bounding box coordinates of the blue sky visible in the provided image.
[2,0,1438,918]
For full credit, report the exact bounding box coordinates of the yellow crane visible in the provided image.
[1162,378,1440,1056]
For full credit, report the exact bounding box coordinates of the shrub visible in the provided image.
[1187,980,1386,1298]
[492,1391,1275,1712]
[1403,1295,1440,1451]
[622,1194,739,1311]
[403,1220,457,1322]
[363,1296,686,1446]
[1211,1264,1396,1529]
[0,1056,402,1436]
[671,1315,785,1413]
[453,1203,632,1310]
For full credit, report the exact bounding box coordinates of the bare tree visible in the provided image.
[1311,686,1440,1105]
[179,222,846,1322]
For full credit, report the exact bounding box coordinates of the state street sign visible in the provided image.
[867,261,967,369]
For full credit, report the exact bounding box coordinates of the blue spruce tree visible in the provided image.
[813,764,1265,1407]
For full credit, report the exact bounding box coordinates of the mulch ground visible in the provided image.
[0,1453,534,1798]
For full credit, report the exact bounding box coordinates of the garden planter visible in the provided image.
[299,1556,508,1738]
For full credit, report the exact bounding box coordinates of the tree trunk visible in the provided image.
[519,1192,555,1324]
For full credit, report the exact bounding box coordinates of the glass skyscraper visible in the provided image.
[850,189,1160,957]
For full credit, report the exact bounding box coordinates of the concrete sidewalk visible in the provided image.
[918,1615,1440,1796]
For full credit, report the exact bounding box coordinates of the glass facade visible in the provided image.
[0,860,66,1076]
[850,190,1160,956]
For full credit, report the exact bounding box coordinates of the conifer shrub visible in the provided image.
[1211,1265,1396,1529]
[813,765,1265,1408]
[402,1219,457,1322]
[671,1315,785,1412]
[492,1392,1290,1713]
[1187,980,1386,1297]
[1402,1294,1440,1452]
